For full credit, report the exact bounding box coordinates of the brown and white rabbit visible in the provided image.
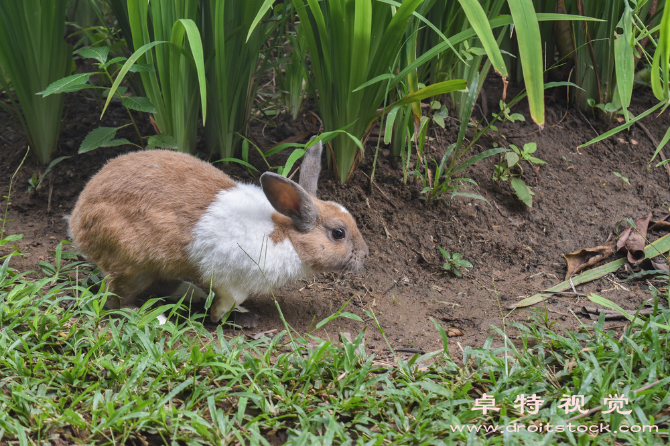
[68,140,368,323]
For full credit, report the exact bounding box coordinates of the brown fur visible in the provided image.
[69,150,234,307]
[270,200,368,273]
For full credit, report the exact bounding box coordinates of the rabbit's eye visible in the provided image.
[331,228,346,240]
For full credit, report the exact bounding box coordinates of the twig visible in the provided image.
[360,171,398,209]
[47,171,54,214]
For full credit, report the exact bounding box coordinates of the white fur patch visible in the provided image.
[332,202,350,214]
[187,184,310,310]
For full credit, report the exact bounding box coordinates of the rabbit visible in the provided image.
[68,140,368,323]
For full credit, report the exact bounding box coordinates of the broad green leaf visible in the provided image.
[100,56,127,69]
[147,134,178,150]
[38,73,94,97]
[102,138,132,148]
[506,152,520,167]
[457,0,507,77]
[507,0,544,126]
[511,178,533,207]
[122,96,158,114]
[614,4,634,121]
[76,46,109,64]
[79,127,118,154]
[433,113,445,129]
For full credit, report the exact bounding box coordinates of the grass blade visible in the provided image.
[507,0,544,126]
[456,0,507,77]
[614,3,635,121]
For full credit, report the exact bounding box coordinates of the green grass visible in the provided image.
[0,240,668,444]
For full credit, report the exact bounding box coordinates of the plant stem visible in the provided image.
[103,68,144,144]
[2,147,29,239]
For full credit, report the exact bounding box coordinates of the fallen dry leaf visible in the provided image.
[563,237,616,280]
[651,259,669,271]
[447,327,464,337]
[617,212,652,264]
[650,213,670,231]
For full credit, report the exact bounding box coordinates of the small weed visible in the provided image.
[562,155,572,165]
[614,171,631,188]
[493,142,546,207]
[439,248,472,277]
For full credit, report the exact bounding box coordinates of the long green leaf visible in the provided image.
[614,3,634,121]
[280,149,306,177]
[371,80,467,124]
[512,233,670,308]
[391,13,598,93]
[507,0,544,126]
[170,19,207,124]
[246,0,274,42]
[579,102,664,148]
[453,147,508,175]
[101,41,166,119]
[651,127,670,163]
[588,294,670,331]
[651,1,670,101]
[457,0,507,77]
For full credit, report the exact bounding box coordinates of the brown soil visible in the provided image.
[2,78,670,360]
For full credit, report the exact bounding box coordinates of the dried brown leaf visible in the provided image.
[563,238,616,280]
[447,327,464,337]
[617,212,652,264]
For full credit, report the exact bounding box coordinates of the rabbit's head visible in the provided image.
[260,140,368,275]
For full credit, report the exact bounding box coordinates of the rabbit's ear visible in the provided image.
[261,172,320,231]
[298,137,323,197]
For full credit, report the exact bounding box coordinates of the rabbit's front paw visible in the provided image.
[170,281,208,304]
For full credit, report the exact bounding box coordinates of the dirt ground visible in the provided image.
[2,77,670,361]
